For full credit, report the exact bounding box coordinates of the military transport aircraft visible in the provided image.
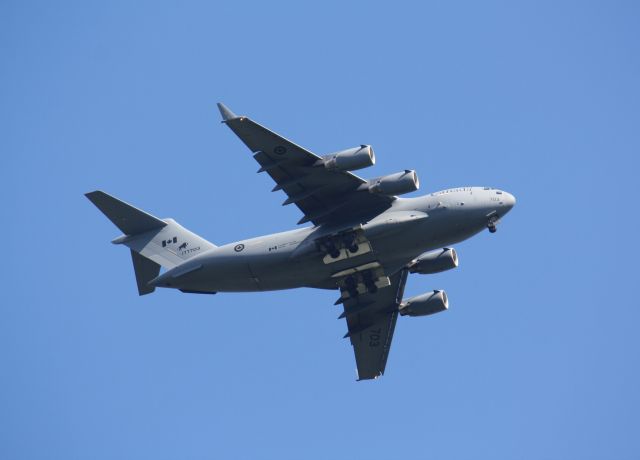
[86,103,515,380]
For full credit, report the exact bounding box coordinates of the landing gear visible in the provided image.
[362,271,378,294]
[318,230,364,259]
[487,216,498,233]
[343,233,359,254]
[344,272,378,297]
[320,239,341,259]
[339,266,390,299]
[345,276,358,298]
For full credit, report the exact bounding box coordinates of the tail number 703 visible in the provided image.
[369,328,382,347]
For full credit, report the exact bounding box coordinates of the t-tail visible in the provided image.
[85,191,216,295]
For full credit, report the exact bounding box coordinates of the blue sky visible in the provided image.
[2,1,639,458]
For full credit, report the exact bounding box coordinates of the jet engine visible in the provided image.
[363,170,420,196]
[320,145,375,171]
[399,290,448,317]
[408,248,458,274]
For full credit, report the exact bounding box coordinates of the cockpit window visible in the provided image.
[496,191,502,194]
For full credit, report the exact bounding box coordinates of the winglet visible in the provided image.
[217,102,238,122]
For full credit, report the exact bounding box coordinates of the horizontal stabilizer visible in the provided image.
[85,191,167,235]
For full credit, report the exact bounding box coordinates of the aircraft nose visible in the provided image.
[503,192,516,211]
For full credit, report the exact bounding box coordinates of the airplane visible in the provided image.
[86,103,516,380]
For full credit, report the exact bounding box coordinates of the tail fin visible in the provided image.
[86,191,216,295]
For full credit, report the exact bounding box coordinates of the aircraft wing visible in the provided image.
[217,103,393,226]
[340,269,408,380]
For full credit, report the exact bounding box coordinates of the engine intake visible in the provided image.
[408,248,458,274]
[364,170,419,196]
[321,145,375,171]
[399,290,448,317]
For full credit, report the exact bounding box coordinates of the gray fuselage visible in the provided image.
[152,187,515,292]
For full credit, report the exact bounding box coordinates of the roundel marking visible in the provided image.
[273,146,287,155]
[234,244,245,252]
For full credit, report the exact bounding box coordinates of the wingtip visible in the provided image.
[217,102,238,121]
[84,190,104,202]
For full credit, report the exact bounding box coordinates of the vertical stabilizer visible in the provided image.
[131,250,161,295]
[86,190,217,294]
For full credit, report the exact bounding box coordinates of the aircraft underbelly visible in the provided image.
[179,214,482,293]
[250,223,426,290]
[171,257,258,292]
[249,256,329,291]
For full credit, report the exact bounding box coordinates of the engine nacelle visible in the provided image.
[408,248,458,274]
[399,290,449,317]
[321,145,375,171]
[364,170,420,196]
